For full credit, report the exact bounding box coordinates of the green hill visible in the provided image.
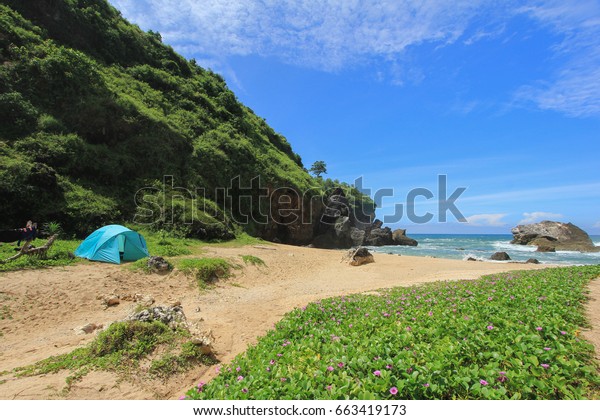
[0,0,373,241]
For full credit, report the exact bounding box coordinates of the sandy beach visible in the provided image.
[0,244,587,399]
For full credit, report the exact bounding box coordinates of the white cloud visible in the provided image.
[465,213,508,227]
[518,212,564,225]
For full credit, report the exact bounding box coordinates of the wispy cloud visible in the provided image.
[461,182,600,204]
[109,0,485,72]
[594,221,600,228]
[109,0,600,117]
[518,211,564,225]
[465,213,508,226]
[515,0,600,117]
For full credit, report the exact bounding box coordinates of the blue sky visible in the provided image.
[109,0,600,234]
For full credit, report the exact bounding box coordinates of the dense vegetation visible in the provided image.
[1,0,374,240]
[186,266,600,400]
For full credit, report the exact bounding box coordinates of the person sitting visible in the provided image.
[17,221,36,247]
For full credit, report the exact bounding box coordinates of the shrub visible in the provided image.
[177,258,234,289]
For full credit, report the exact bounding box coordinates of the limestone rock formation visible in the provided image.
[511,221,599,252]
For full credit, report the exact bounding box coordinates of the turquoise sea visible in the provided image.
[372,234,600,266]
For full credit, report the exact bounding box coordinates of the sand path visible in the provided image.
[0,244,592,399]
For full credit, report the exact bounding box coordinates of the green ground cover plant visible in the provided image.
[241,255,266,266]
[14,320,212,390]
[176,257,236,289]
[186,266,600,400]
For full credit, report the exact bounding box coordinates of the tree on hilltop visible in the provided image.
[309,160,327,178]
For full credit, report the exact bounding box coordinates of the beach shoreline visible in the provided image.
[0,243,576,399]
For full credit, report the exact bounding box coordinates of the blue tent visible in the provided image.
[75,225,149,264]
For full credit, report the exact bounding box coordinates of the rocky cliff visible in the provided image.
[309,189,418,249]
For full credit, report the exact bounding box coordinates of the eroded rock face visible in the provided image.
[511,221,599,252]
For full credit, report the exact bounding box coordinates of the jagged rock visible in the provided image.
[147,256,171,273]
[466,257,478,261]
[392,229,418,246]
[364,227,393,247]
[191,330,215,355]
[349,227,365,246]
[526,258,540,264]
[511,221,599,252]
[127,305,187,329]
[371,219,384,229]
[490,252,511,261]
[343,247,375,266]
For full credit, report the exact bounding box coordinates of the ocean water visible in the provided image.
[372,234,600,266]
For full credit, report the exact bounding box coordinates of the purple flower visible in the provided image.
[560,331,567,335]
[536,327,543,331]
[215,366,221,373]
[197,381,205,391]
[541,364,550,369]
[327,366,334,372]
[237,375,244,381]
[480,380,488,386]
[179,396,186,400]
[373,370,381,377]
[337,362,345,368]
[386,364,393,370]
[423,383,430,388]
[487,325,494,330]
[326,385,332,391]
[266,367,271,372]
[270,359,275,365]
[281,377,287,382]
[543,347,551,351]
[390,387,398,395]
[277,353,283,357]
[406,326,412,331]
[242,388,248,393]
[488,297,493,301]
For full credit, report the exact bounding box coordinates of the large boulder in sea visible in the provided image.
[511,221,599,252]
[490,251,511,261]
[392,229,418,246]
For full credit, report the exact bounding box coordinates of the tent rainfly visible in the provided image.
[74,225,149,264]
